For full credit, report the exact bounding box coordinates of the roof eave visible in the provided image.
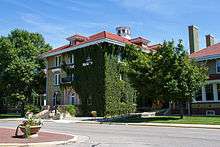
[43,38,126,58]
[191,54,220,61]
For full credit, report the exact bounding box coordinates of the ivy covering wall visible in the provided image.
[62,43,136,116]
[104,53,136,116]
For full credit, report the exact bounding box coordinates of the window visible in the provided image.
[195,88,202,101]
[54,74,60,85]
[86,56,92,62]
[217,84,220,100]
[69,54,74,64]
[83,56,93,66]
[70,93,76,105]
[87,95,92,105]
[69,73,74,81]
[205,84,214,101]
[119,74,124,81]
[55,56,61,67]
[118,30,121,34]
[117,52,122,62]
[216,61,220,73]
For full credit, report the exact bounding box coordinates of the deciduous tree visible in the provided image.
[0,29,51,115]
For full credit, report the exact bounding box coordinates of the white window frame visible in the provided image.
[70,93,76,105]
[83,56,93,66]
[54,73,60,85]
[119,74,123,81]
[71,73,74,81]
[69,54,74,64]
[216,61,220,73]
[55,55,61,67]
[117,52,122,63]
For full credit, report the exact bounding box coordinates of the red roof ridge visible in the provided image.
[47,31,158,55]
[48,44,70,53]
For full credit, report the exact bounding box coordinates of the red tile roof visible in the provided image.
[190,43,220,59]
[48,31,157,54]
[66,34,88,41]
[48,44,70,53]
[130,37,150,44]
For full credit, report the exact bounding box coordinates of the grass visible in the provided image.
[111,116,220,125]
[0,113,21,119]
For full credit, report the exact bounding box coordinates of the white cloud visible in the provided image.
[20,13,65,33]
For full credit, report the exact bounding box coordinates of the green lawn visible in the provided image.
[111,116,220,125]
[0,113,21,119]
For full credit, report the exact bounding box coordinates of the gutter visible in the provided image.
[43,38,126,58]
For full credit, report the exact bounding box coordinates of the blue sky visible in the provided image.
[1,0,220,50]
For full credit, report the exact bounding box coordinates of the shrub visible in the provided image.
[24,104,40,114]
[66,105,76,116]
[91,111,97,117]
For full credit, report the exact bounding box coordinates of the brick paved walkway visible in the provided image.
[0,127,74,144]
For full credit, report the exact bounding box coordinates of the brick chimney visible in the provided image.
[205,34,214,47]
[188,25,199,54]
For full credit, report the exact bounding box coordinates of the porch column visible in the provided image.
[43,97,47,106]
[202,86,206,102]
[213,83,218,102]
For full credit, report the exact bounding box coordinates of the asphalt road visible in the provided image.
[0,121,220,147]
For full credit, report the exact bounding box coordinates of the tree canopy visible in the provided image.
[123,41,208,112]
[0,29,51,114]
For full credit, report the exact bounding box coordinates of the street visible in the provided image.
[0,121,220,147]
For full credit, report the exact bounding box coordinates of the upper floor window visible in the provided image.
[122,29,125,34]
[68,54,74,64]
[55,56,61,67]
[216,61,220,73]
[54,73,60,85]
[83,56,93,66]
[118,52,122,62]
[205,84,214,101]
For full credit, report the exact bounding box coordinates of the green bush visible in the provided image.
[24,104,40,114]
[66,105,76,116]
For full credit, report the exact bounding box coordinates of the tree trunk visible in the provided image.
[180,102,184,119]
[187,101,191,116]
[21,101,25,117]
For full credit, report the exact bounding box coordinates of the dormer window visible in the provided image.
[66,35,87,46]
[70,40,75,46]
[216,61,220,73]
[118,30,121,34]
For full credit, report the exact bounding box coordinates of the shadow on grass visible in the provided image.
[0,114,21,119]
[110,116,181,123]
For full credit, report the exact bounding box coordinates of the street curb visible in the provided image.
[76,121,220,129]
[2,118,220,130]
[0,127,78,147]
[127,123,220,129]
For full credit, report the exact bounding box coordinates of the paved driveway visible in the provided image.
[0,121,220,147]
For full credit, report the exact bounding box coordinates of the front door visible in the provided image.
[69,93,76,105]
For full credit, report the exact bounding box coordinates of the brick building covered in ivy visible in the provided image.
[43,27,159,116]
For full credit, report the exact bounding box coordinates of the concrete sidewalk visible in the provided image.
[47,117,220,129]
